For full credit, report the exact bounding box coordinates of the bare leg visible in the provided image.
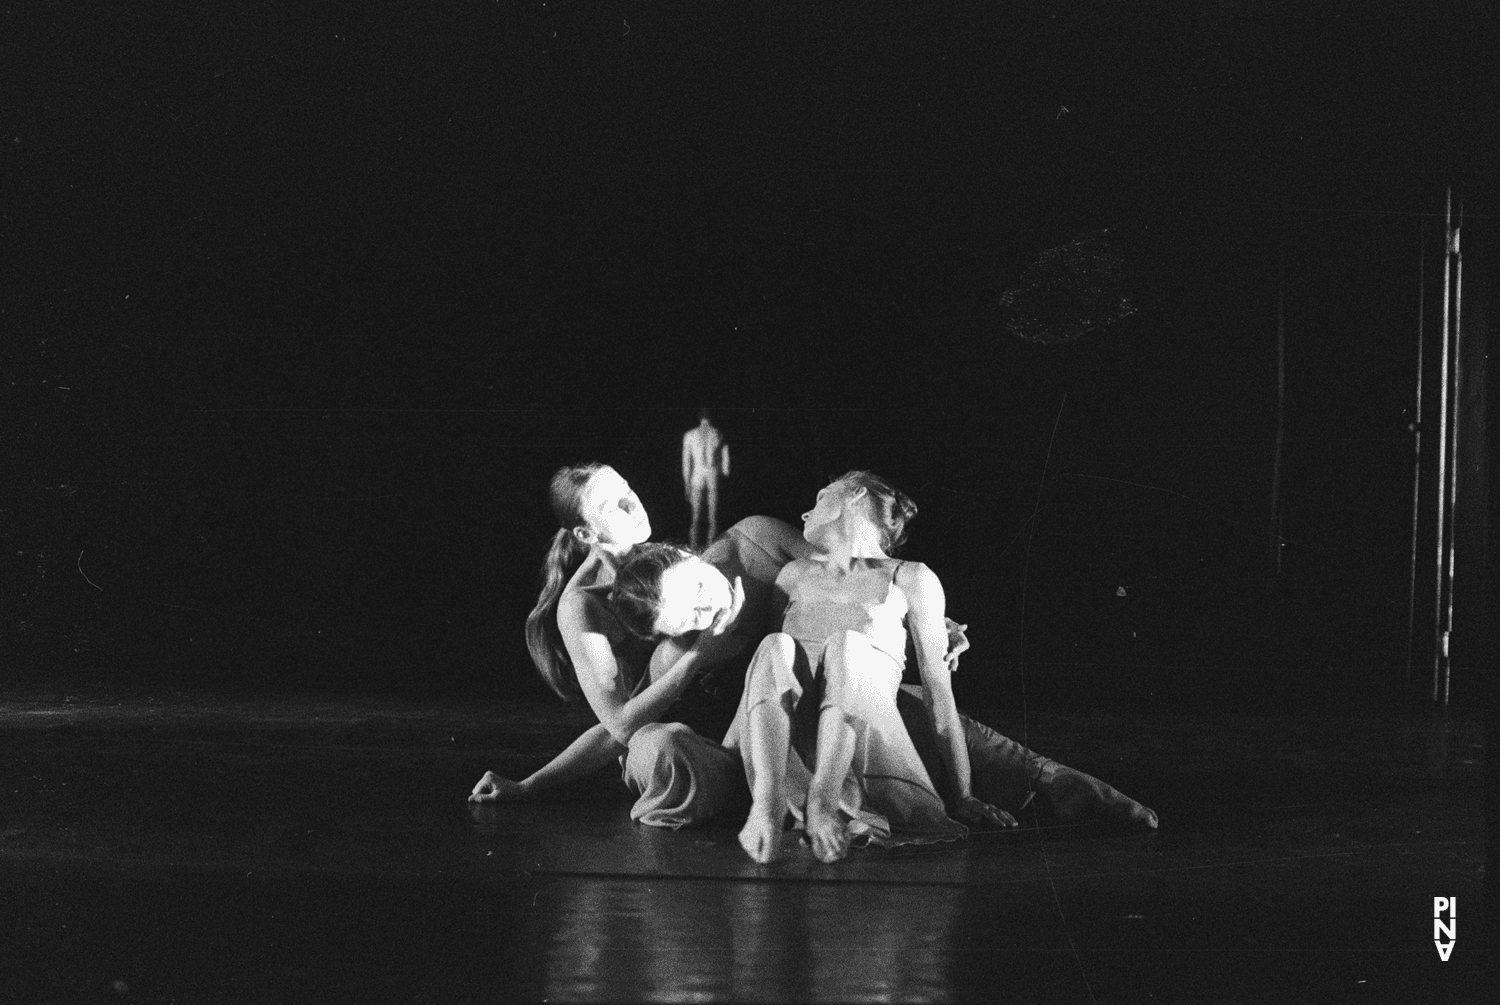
[805,632,866,863]
[737,635,799,863]
[806,705,855,862]
[688,482,706,550]
[706,474,720,544]
[739,702,791,862]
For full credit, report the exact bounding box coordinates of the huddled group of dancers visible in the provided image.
[472,461,1157,863]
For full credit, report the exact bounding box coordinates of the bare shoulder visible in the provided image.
[893,559,942,594]
[556,583,610,635]
[775,556,816,586]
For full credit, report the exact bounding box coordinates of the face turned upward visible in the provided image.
[651,556,733,637]
[574,467,651,550]
[801,479,864,546]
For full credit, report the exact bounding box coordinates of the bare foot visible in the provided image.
[738,809,785,863]
[805,794,850,863]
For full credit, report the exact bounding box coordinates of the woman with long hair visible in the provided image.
[472,462,790,827]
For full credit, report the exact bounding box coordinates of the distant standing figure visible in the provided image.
[682,410,730,549]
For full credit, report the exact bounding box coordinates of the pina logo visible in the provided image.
[1433,897,1456,960]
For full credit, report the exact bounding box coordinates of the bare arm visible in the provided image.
[720,442,730,478]
[469,575,747,803]
[903,562,1013,826]
[647,621,750,686]
[681,433,694,495]
[469,583,763,804]
[470,721,623,802]
[563,581,745,746]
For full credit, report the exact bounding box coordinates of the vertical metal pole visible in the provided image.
[1440,201,1463,706]
[1405,227,1425,683]
[1432,188,1452,703]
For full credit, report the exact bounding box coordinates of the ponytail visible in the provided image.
[525,461,607,702]
[525,528,591,701]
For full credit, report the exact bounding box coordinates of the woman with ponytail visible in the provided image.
[473,462,774,828]
[523,463,608,704]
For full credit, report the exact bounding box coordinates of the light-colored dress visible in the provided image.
[733,560,968,847]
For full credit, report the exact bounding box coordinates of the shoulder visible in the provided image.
[557,586,608,634]
[775,556,816,585]
[558,561,614,635]
[893,560,942,595]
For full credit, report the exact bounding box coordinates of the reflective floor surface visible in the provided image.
[1,690,1489,1002]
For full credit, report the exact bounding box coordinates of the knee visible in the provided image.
[625,721,693,773]
[743,635,801,710]
[746,633,798,693]
[754,632,797,665]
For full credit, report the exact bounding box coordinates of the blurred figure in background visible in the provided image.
[682,409,730,549]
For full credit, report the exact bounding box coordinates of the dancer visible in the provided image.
[682,409,729,550]
[472,461,966,825]
[732,472,1004,862]
[473,465,1156,850]
[496,462,746,828]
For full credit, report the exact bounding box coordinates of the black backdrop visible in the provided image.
[7,1,1493,709]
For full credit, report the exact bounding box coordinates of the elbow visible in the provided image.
[602,718,637,747]
[587,703,638,747]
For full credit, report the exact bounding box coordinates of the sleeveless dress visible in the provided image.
[737,560,968,847]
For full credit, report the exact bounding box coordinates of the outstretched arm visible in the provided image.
[470,721,624,802]
[904,562,1014,827]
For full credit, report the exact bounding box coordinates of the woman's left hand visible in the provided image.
[956,794,1017,827]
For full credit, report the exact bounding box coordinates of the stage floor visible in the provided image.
[0,689,1488,1003]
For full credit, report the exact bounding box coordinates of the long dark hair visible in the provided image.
[525,462,606,701]
[609,543,694,641]
[838,470,918,554]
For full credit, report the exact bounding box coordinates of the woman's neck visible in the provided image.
[817,525,886,571]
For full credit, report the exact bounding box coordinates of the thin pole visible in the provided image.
[1405,226,1425,683]
[1270,249,1286,579]
[1440,200,1463,706]
[1432,188,1452,704]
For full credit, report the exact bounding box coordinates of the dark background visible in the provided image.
[5,1,1494,712]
